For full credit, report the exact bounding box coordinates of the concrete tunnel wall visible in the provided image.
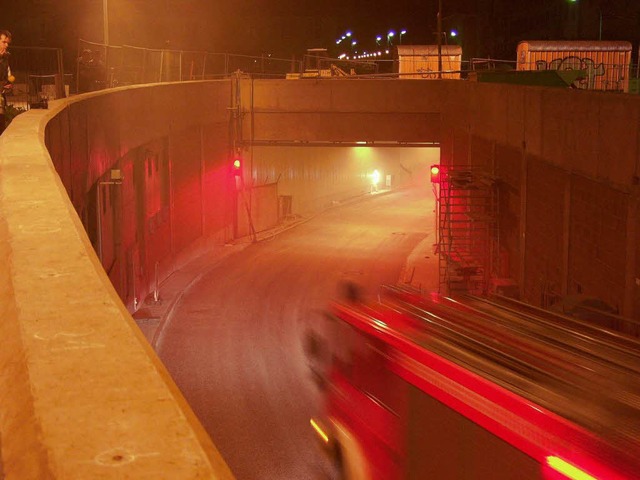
[2,76,640,478]
[435,82,640,321]
[242,78,640,321]
[42,79,427,310]
[43,81,236,311]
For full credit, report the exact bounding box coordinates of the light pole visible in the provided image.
[437,0,443,78]
[597,7,603,40]
[103,0,109,44]
[570,0,603,40]
[387,31,395,48]
[400,30,407,44]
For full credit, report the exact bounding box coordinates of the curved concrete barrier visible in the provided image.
[0,98,234,478]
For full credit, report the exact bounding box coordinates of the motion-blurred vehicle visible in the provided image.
[305,284,640,480]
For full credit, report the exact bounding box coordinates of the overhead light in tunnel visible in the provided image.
[356,141,367,145]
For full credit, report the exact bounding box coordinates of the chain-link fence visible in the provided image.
[76,39,393,90]
[6,40,640,109]
[77,39,304,91]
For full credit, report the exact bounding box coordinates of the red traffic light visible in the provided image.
[233,158,242,175]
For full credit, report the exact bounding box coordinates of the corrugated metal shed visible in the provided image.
[518,40,632,53]
[516,40,632,92]
[395,45,463,79]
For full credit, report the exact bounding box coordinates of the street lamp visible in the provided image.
[400,30,407,44]
[387,31,395,47]
[376,35,382,46]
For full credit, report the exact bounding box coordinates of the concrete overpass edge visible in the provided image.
[0,96,235,479]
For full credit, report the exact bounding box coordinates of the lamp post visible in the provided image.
[437,0,443,78]
[597,7,603,40]
[103,0,109,44]
[387,31,395,47]
[569,0,603,40]
[400,30,407,44]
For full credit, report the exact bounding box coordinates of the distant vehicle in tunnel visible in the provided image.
[305,284,640,480]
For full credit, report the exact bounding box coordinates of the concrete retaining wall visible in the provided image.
[438,83,640,320]
[0,88,235,479]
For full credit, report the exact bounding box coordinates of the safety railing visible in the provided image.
[77,39,304,91]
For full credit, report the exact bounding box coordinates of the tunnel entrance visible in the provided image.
[247,144,439,219]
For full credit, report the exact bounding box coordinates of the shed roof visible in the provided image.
[396,45,462,57]
[518,40,632,52]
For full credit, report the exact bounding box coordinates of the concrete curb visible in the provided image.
[397,235,440,294]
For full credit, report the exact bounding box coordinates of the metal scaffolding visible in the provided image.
[435,166,498,296]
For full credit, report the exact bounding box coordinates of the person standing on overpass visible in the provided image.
[0,29,13,134]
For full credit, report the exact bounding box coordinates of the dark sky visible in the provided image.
[1,0,436,55]
[2,0,640,61]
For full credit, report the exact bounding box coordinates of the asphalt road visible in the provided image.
[156,186,434,480]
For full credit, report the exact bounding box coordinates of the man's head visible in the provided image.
[0,30,12,55]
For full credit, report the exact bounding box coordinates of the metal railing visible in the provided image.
[6,40,640,111]
[77,39,303,91]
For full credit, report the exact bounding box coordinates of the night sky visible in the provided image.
[2,0,640,63]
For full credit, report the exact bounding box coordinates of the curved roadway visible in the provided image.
[156,186,433,479]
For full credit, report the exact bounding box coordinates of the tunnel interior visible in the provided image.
[248,145,439,216]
